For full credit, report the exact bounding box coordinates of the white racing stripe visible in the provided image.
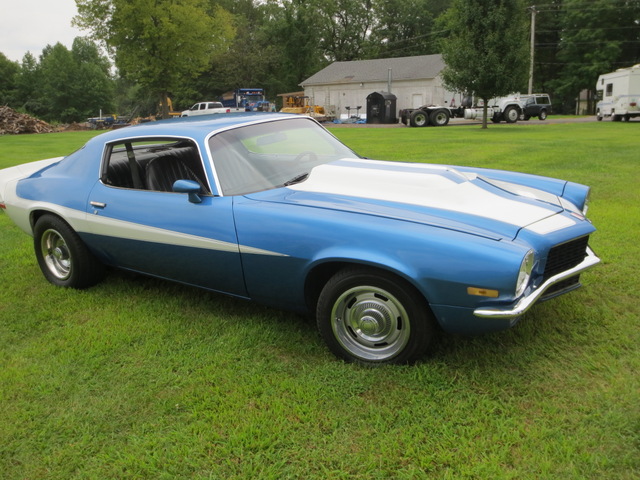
[290,160,564,229]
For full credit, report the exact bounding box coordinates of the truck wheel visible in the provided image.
[429,109,450,126]
[503,106,519,123]
[596,110,603,121]
[410,110,429,127]
[539,110,547,120]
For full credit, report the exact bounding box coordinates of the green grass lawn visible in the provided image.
[1,122,638,479]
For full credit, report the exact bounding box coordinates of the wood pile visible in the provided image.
[0,106,54,135]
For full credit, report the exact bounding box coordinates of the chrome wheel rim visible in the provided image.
[331,286,410,362]
[40,229,72,280]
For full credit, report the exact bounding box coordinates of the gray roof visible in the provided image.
[301,54,444,86]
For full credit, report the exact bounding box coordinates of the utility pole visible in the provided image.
[528,5,537,95]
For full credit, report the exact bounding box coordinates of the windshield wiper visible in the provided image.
[282,173,309,187]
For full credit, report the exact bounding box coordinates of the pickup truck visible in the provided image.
[181,102,240,117]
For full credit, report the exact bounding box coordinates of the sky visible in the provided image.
[0,0,86,62]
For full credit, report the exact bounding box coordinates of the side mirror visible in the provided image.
[173,179,203,204]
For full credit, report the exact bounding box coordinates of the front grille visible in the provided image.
[543,236,590,281]
[540,236,589,297]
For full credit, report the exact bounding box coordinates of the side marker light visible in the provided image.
[467,287,499,298]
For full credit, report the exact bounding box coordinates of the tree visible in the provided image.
[69,38,115,119]
[0,53,19,106]
[550,0,640,112]
[10,40,114,123]
[439,0,529,128]
[368,0,438,58]
[74,0,235,118]
[14,53,43,114]
[314,0,376,61]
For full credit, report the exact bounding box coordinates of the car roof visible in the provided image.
[91,113,298,144]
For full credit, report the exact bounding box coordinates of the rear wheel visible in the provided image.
[429,109,450,126]
[539,109,547,120]
[316,267,434,365]
[34,214,105,288]
[410,110,429,127]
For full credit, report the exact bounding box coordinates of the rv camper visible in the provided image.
[596,64,640,121]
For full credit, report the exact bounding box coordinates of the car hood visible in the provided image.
[273,159,577,241]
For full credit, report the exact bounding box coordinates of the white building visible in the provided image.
[301,54,457,118]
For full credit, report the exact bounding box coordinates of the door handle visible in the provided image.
[90,201,107,209]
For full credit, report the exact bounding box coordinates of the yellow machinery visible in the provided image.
[278,92,327,118]
[156,98,182,119]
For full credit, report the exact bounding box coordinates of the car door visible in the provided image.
[84,139,247,297]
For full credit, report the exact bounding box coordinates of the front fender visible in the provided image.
[234,197,529,316]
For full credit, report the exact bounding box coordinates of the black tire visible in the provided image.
[429,109,450,126]
[539,109,547,121]
[410,110,429,127]
[503,106,519,123]
[34,214,105,289]
[316,267,435,365]
[596,110,603,121]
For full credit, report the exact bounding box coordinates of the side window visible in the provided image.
[199,103,206,110]
[101,138,210,194]
[606,84,613,97]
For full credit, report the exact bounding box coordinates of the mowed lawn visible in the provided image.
[0,120,638,479]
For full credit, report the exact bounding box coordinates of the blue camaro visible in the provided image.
[0,114,600,364]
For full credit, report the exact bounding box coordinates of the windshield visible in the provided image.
[208,118,358,195]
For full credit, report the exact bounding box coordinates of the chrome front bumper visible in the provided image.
[474,247,601,319]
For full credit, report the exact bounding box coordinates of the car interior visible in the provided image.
[102,139,210,194]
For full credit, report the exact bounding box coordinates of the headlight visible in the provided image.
[515,250,535,297]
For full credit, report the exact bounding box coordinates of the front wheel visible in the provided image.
[503,106,519,123]
[34,214,105,289]
[316,267,435,365]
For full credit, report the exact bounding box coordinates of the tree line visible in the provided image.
[1,0,639,123]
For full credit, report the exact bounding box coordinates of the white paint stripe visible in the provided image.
[291,162,557,228]
[87,214,287,256]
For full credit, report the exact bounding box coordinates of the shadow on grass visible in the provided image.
[93,267,594,375]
